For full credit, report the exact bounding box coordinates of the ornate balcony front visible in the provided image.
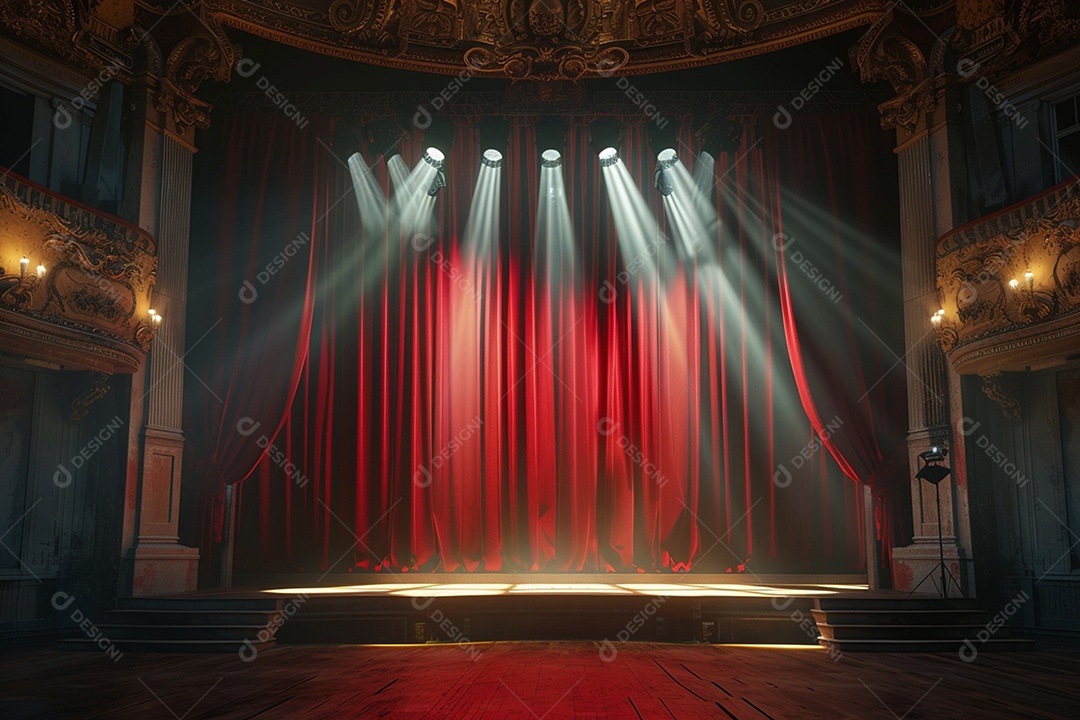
[0,168,157,373]
[936,176,1080,376]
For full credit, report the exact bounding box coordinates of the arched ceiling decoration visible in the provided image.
[205,0,888,80]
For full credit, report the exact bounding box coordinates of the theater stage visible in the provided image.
[170,575,872,647]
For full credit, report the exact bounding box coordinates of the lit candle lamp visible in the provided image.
[1009,278,1019,290]
[20,257,29,278]
[36,264,46,278]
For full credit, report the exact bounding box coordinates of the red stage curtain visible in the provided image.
[766,114,912,578]
[184,108,905,581]
[181,112,336,583]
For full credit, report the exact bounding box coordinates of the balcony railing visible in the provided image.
[0,168,157,373]
[935,176,1080,375]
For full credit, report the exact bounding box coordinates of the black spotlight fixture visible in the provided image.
[909,445,963,599]
[589,117,622,159]
[535,116,568,160]
[541,149,563,168]
[654,148,678,197]
[477,117,510,153]
[427,167,447,197]
[698,115,744,157]
[423,115,455,158]
[647,119,679,158]
[364,118,406,158]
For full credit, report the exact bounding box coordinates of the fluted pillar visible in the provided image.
[890,93,975,595]
[120,84,199,596]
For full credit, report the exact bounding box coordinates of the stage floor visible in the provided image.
[220,574,872,599]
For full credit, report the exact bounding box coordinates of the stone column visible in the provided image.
[889,90,975,595]
[119,66,199,596]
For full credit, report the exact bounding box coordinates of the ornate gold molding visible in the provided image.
[0,169,158,373]
[936,179,1080,375]
[206,0,883,80]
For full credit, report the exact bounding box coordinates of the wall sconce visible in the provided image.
[930,308,957,352]
[148,308,162,326]
[1008,270,1054,323]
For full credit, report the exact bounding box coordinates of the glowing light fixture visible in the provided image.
[481,148,503,169]
[654,148,679,197]
[598,147,619,167]
[423,146,445,166]
[36,264,45,278]
[20,257,29,278]
[541,149,562,168]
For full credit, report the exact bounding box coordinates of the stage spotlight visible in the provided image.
[477,117,510,154]
[427,168,447,197]
[481,148,503,169]
[423,146,445,166]
[364,118,405,157]
[541,149,562,168]
[648,120,679,158]
[423,115,455,157]
[699,116,744,157]
[654,148,678,196]
[589,117,622,157]
[598,147,619,167]
[535,116,568,155]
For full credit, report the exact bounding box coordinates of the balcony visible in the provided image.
[935,176,1080,375]
[0,168,157,373]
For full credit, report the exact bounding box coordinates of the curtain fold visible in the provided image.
[183,108,905,583]
[766,113,912,579]
[181,113,335,583]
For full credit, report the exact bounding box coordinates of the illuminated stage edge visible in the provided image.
[198,575,874,646]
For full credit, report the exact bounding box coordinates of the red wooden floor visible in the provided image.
[2,641,1078,719]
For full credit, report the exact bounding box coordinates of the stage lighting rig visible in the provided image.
[481,149,504,169]
[910,445,962,598]
[589,117,622,158]
[423,115,455,158]
[654,148,679,197]
[648,120,679,158]
[598,147,620,168]
[535,116,568,158]
[478,117,510,155]
[364,118,406,158]
[698,116,744,157]
[541,149,562,168]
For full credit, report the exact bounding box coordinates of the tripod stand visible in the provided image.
[909,459,963,598]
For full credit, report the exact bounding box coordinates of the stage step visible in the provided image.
[56,597,283,654]
[813,598,1034,653]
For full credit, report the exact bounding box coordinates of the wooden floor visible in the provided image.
[2,642,1078,719]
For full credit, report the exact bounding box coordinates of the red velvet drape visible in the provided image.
[182,113,334,583]
[766,114,912,577]
[185,108,904,580]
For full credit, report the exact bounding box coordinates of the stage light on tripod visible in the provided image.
[541,149,562,168]
[481,149,503,169]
